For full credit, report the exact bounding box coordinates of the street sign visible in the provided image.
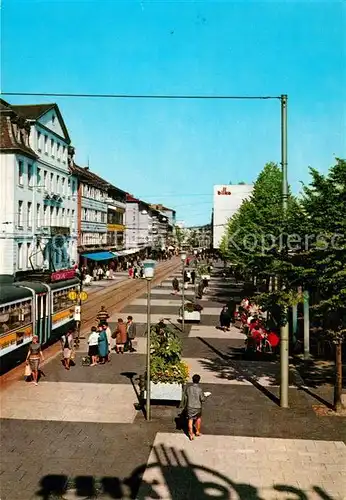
[79,291,88,301]
[68,291,78,301]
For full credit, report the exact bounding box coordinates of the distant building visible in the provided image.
[213,184,253,249]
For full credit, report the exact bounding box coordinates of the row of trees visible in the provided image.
[220,159,346,410]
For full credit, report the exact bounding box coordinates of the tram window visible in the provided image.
[53,288,77,313]
[0,301,32,333]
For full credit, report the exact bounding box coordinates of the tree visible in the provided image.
[297,159,346,410]
[220,162,298,292]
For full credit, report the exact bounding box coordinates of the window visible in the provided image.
[37,167,41,186]
[52,115,56,124]
[43,170,48,190]
[17,243,23,269]
[18,160,24,186]
[62,208,65,224]
[51,139,55,157]
[62,146,66,162]
[71,210,75,223]
[50,206,54,224]
[56,175,60,193]
[57,143,60,160]
[27,202,32,227]
[28,164,33,187]
[18,201,23,227]
[37,131,41,151]
[27,243,31,268]
[37,204,41,227]
[61,177,65,195]
[0,300,32,335]
[56,207,59,223]
[50,173,54,192]
[44,135,48,154]
[44,205,48,225]
[52,287,78,314]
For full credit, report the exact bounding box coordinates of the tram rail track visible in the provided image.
[0,258,180,387]
[80,258,181,333]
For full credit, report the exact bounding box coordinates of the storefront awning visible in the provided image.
[81,251,116,261]
[121,248,141,255]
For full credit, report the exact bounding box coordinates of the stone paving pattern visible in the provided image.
[1,269,346,499]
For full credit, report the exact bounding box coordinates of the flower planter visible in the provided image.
[144,382,183,401]
[180,310,201,322]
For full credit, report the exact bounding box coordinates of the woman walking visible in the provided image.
[98,325,108,364]
[26,335,44,385]
[88,326,99,366]
[115,318,127,354]
[61,330,74,370]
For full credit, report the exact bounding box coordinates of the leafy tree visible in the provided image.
[294,159,346,410]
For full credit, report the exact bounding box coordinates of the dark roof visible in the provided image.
[0,285,32,305]
[11,103,55,120]
[0,101,38,159]
[70,163,109,190]
[12,103,71,144]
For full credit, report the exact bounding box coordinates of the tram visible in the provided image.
[0,278,80,372]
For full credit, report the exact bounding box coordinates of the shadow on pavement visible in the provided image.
[35,444,337,499]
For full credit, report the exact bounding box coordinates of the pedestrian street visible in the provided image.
[0,270,345,499]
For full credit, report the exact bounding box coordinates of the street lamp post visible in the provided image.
[180,251,187,333]
[280,94,289,408]
[143,259,156,421]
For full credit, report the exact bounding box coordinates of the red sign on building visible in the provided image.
[51,269,76,282]
[217,187,231,195]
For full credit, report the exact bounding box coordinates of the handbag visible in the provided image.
[24,364,32,377]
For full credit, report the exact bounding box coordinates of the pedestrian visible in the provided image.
[26,335,44,385]
[88,326,99,366]
[219,305,231,331]
[191,270,196,285]
[60,329,74,370]
[114,318,127,354]
[103,322,113,361]
[183,270,189,290]
[126,316,137,352]
[172,277,179,295]
[96,305,109,325]
[97,325,108,364]
[93,267,98,281]
[128,266,134,279]
[97,267,104,281]
[182,374,209,441]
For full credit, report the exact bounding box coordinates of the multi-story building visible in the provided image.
[213,184,253,248]
[0,99,78,278]
[106,185,126,250]
[150,204,176,249]
[69,163,110,264]
[125,194,154,252]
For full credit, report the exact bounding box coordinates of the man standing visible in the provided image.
[182,374,208,441]
[126,316,137,352]
[96,305,110,325]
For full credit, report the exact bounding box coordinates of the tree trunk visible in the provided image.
[333,340,344,412]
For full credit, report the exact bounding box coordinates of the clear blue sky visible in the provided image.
[2,0,345,226]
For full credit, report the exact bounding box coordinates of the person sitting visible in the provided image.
[219,305,231,331]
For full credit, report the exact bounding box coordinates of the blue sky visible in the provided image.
[2,0,345,226]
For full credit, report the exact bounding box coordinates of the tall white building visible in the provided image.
[0,99,78,278]
[213,184,253,249]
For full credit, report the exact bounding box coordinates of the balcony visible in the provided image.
[105,198,126,210]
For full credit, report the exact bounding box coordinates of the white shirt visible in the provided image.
[105,327,112,344]
[88,331,99,346]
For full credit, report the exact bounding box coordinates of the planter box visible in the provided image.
[200,274,210,280]
[144,382,183,401]
[180,310,201,322]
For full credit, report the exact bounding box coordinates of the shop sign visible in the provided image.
[217,187,231,195]
[51,269,76,282]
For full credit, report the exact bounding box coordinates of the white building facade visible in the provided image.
[213,184,253,249]
[125,197,153,250]
[0,100,78,277]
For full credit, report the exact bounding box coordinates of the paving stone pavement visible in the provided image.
[1,269,345,500]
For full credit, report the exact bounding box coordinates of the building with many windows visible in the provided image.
[69,163,109,262]
[106,185,126,250]
[0,99,78,278]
